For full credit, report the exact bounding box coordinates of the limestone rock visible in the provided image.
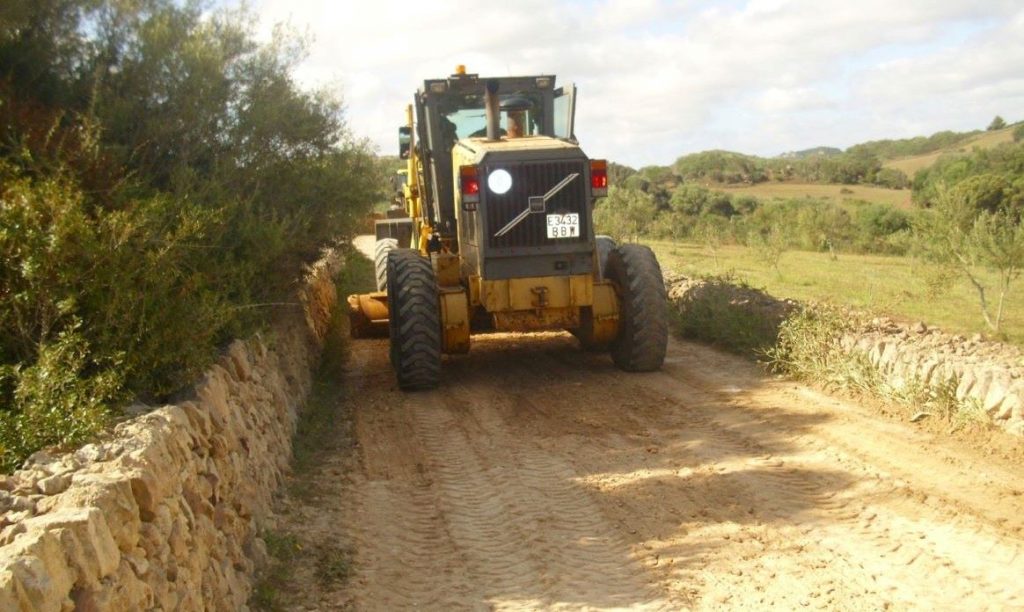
[37,474,72,497]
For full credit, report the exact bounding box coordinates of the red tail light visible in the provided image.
[460,165,480,194]
[590,159,608,196]
[459,165,480,210]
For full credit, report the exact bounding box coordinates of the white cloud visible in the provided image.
[246,0,1024,166]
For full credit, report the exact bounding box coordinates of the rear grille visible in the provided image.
[484,160,589,249]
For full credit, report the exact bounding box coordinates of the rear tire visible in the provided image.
[374,238,398,291]
[606,244,668,372]
[386,249,442,390]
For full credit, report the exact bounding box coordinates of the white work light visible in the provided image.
[487,169,513,195]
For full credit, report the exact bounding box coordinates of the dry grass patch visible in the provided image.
[712,182,913,209]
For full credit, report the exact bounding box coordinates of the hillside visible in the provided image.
[609,120,1020,211]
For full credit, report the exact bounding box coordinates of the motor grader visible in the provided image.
[348,66,667,390]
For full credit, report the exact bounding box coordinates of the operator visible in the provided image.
[501,96,532,139]
[506,108,526,138]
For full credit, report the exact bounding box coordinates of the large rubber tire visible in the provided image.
[595,235,616,280]
[374,238,398,291]
[606,244,668,372]
[386,249,442,390]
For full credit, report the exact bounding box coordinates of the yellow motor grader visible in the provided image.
[349,66,667,390]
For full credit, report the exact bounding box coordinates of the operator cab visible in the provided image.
[448,95,543,140]
[402,69,577,239]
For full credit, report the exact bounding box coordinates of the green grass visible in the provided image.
[649,240,1024,346]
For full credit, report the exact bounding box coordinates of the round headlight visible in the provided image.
[487,169,513,195]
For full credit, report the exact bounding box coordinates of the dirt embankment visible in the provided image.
[266,241,1024,610]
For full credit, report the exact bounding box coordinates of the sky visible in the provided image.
[236,0,1024,167]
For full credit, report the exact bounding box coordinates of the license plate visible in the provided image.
[546,213,580,239]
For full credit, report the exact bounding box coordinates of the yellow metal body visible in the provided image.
[439,289,470,353]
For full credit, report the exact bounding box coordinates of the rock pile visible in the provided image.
[0,253,341,610]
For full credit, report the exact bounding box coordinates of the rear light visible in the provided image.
[460,165,479,210]
[590,159,608,197]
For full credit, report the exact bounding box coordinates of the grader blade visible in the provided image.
[347,292,389,338]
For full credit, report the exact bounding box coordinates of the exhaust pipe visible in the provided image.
[485,79,500,141]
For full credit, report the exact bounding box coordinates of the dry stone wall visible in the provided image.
[841,319,1024,435]
[668,277,1024,436]
[0,253,341,610]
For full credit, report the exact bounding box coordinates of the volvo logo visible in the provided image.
[493,172,579,238]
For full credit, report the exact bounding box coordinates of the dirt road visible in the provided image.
[268,241,1024,610]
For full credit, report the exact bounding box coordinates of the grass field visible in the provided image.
[882,126,1017,178]
[647,240,1024,346]
[711,182,913,209]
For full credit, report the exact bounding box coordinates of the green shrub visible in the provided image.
[853,203,912,254]
[763,303,881,394]
[0,326,123,472]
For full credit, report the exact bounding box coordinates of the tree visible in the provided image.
[592,187,658,242]
[988,115,1007,131]
[694,216,728,269]
[748,226,789,276]
[914,183,1024,333]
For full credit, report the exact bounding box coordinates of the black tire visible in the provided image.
[595,235,616,280]
[374,238,398,291]
[606,244,668,372]
[386,249,442,390]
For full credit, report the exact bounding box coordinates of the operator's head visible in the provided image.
[502,97,532,139]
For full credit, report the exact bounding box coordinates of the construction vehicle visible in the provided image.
[348,66,668,390]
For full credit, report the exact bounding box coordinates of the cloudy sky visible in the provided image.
[239,0,1024,167]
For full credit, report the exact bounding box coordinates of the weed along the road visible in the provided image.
[251,249,371,611]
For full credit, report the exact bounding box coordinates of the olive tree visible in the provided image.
[914,179,1024,332]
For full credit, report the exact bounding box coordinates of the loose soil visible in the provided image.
[264,239,1024,610]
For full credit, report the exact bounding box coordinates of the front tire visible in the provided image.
[606,244,668,372]
[386,249,442,390]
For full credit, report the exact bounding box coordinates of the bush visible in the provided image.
[764,303,881,393]
[0,326,123,473]
[853,203,912,254]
